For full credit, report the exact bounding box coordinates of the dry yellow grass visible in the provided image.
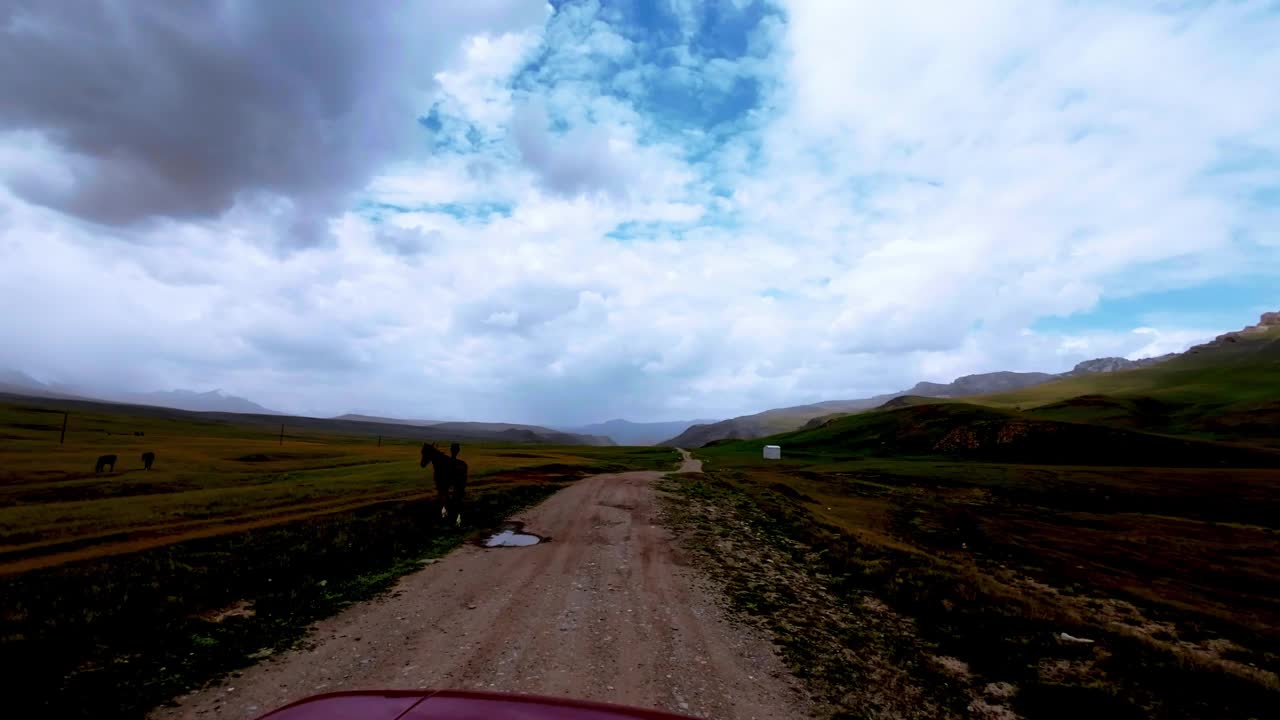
[0,400,675,567]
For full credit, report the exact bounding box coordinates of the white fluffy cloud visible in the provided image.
[1,1,1277,424]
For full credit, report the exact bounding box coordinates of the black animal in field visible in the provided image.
[95,454,117,473]
[420,442,468,526]
[141,451,156,470]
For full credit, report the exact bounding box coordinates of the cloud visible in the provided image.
[512,101,633,198]
[1,1,1277,425]
[433,31,545,132]
[742,0,1280,349]
[0,0,546,245]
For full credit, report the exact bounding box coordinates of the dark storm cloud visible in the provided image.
[0,0,546,243]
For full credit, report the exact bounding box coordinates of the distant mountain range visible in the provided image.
[112,389,281,414]
[0,371,282,415]
[707,311,1280,458]
[9,313,1271,450]
[333,414,614,446]
[334,414,443,427]
[0,369,84,400]
[555,418,719,446]
[661,354,1183,447]
[0,374,607,446]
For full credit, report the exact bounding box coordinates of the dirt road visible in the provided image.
[155,450,810,720]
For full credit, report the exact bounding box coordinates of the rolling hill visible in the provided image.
[0,394,614,446]
[693,311,1280,456]
[661,367,1143,447]
[979,313,1280,445]
[664,312,1278,448]
[334,414,614,446]
[333,413,443,426]
[557,418,720,446]
[0,377,612,446]
[0,371,280,414]
[0,370,90,401]
[110,389,280,414]
[734,401,1280,467]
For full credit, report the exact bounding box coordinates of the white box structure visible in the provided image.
[763,445,781,460]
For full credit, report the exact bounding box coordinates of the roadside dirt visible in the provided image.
[154,450,811,720]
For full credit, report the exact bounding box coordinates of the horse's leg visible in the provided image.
[454,479,466,526]
[436,479,449,521]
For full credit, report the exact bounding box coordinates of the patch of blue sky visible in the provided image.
[688,1,778,59]
[528,1,777,139]
[356,200,513,223]
[697,205,744,234]
[1032,277,1279,333]
[417,106,486,153]
[1202,140,1279,177]
[354,201,405,222]
[604,214,717,243]
[645,72,761,137]
[594,2,688,49]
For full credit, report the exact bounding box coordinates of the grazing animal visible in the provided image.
[141,451,156,470]
[420,442,468,526]
[95,454,117,473]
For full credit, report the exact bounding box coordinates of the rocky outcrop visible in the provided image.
[1065,354,1176,377]
[907,371,1056,397]
[1188,311,1280,353]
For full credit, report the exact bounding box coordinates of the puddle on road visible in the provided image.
[480,522,547,548]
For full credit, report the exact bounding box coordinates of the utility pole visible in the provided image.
[279,424,284,446]
[59,412,68,444]
[377,435,382,448]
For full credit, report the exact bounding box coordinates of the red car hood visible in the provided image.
[255,689,702,720]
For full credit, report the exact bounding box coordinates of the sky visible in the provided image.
[1,1,1277,425]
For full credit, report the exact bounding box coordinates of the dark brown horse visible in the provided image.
[420,442,468,526]
[141,451,155,470]
[95,454,117,473]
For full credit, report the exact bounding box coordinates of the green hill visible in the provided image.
[702,401,1280,468]
[979,322,1280,445]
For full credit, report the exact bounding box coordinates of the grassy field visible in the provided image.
[674,415,1280,719]
[0,399,678,719]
